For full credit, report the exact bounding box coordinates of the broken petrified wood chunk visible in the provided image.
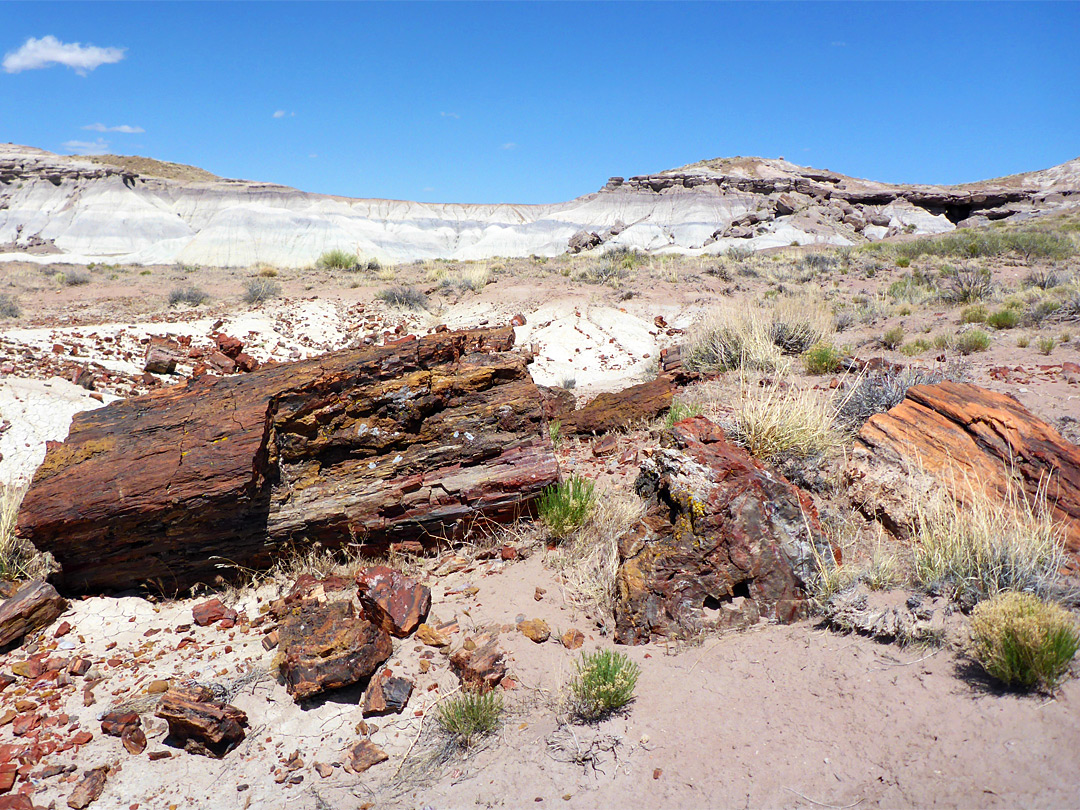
[559,377,675,435]
[19,327,558,593]
[278,600,393,702]
[66,766,108,809]
[99,710,140,737]
[361,668,414,716]
[191,598,237,627]
[449,632,506,691]
[356,566,431,638]
[344,740,388,774]
[0,580,68,648]
[155,685,247,758]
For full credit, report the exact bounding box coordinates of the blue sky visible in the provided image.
[2,2,1078,203]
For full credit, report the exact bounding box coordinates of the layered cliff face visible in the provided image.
[0,144,1077,267]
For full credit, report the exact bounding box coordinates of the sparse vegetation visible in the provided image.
[436,688,504,747]
[664,398,703,428]
[881,326,905,350]
[866,227,1074,263]
[968,592,1079,691]
[955,329,991,355]
[538,475,596,540]
[835,367,948,433]
[168,285,210,307]
[59,269,91,287]
[0,294,20,319]
[961,305,988,324]
[316,249,363,271]
[987,308,1021,329]
[1036,335,1056,355]
[0,485,49,581]
[568,649,641,722]
[243,278,281,304]
[726,382,838,463]
[940,267,992,304]
[803,342,843,374]
[376,285,428,309]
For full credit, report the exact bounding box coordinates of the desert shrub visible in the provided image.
[1016,334,1031,348]
[168,285,210,307]
[835,367,947,433]
[568,649,641,721]
[1008,231,1075,264]
[726,383,838,463]
[436,688,503,747]
[960,305,988,324]
[895,256,911,268]
[871,227,1073,263]
[244,278,281,304]
[987,308,1021,329]
[316,249,362,271]
[887,271,937,305]
[1025,268,1062,290]
[1036,335,1056,355]
[800,253,837,273]
[968,592,1079,691]
[880,326,905,350]
[1024,298,1061,325]
[0,294,20,319]
[664,398,703,428]
[725,245,754,261]
[376,285,427,309]
[61,269,91,286]
[912,483,1066,604]
[538,475,596,540]
[803,342,843,375]
[558,376,576,390]
[900,338,932,357]
[940,267,992,304]
[440,264,492,292]
[955,329,991,355]
[833,310,855,333]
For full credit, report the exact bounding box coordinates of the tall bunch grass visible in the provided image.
[568,649,641,721]
[726,382,839,463]
[538,476,596,540]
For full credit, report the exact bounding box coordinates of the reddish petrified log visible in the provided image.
[615,416,825,645]
[155,685,247,757]
[0,581,67,648]
[542,377,675,435]
[18,327,558,592]
[846,381,1080,559]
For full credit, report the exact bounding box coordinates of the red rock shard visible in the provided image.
[616,416,825,645]
[155,685,247,758]
[846,381,1080,559]
[278,600,393,701]
[18,327,558,592]
[66,766,108,809]
[361,668,414,716]
[449,632,506,691]
[0,581,68,648]
[356,566,431,638]
[191,598,237,627]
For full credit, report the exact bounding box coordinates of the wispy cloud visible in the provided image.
[500,142,517,151]
[82,123,144,134]
[273,110,295,119]
[440,112,461,119]
[3,35,125,75]
[62,138,110,155]
[830,41,847,48]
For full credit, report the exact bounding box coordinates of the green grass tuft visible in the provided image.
[538,476,596,540]
[568,649,641,721]
[436,688,504,747]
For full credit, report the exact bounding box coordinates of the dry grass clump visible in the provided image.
[168,285,210,307]
[0,485,51,581]
[0,294,20,319]
[430,263,492,292]
[243,278,281,304]
[968,592,1079,691]
[911,481,1066,605]
[725,381,839,463]
[376,285,428,310]
[685,294,833,375]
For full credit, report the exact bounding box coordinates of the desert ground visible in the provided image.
[0,213,1079,810]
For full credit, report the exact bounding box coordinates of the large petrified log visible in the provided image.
[845,381,1080,560]
[18,327,559,592]
[615,416,825,645]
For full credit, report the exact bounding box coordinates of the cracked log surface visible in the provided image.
[18,326,559,593]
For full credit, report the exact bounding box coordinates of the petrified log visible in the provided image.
[615,416,825,645]
[0,580,67,648]
[155,685,247,757]
[18,327,558,592]
[541,377,675,435]
[356,566,430,638]
[845,381,1080,559]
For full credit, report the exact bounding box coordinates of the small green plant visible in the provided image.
[968,592,1079,691]
[549,420,562,451]
[316,249,362,271]
[436,688,504,747]
[955,329,991,355]
[900,338,932,357]
[0,294,19,319]
[376,285,427,310]
[168,285,210,307]
[1036,335,1056,355]
[244,278,281,304]
[538,476,596,540]
[1016,334,1031,348]
[803,342,843,375]
[568,649,641,721]
[987,308,1021,329]
[881,326,905,350]
[664,398,704,428]
[960,305,988,324]
[895,256,911,268]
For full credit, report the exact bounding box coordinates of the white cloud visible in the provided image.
[440,112,461,119]
[500,142,517,150]
[308,153,318,159]
[82,123,144,134]
[3,35,125,75]
[62,138,109,155]
[273,110,286,118]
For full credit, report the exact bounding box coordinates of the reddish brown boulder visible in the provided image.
[560,378,675,435]
[155,685,247,757]
[846,382,1080,559]
[356,567,430,638]
[361,668,414,716]
[615,416,825,645]
[278,600,392,701]
[66,766,108,809]
[191,599,236,627]
[18,327,558,593]
[213,334,244,359]
[449,632,506,691]
[0,581,67,648]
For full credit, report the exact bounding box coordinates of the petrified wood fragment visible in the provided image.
[18,327,558,592]
[356,566,430,638]
[155,685,247,758]
[0,580,67,648]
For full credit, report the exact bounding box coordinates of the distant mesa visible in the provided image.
[0,143,1077,267]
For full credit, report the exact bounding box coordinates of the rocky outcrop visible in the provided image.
[615,416,826,645]
[17,327,559,593]
[2,144,1076,266]
[845,382,1080,559]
